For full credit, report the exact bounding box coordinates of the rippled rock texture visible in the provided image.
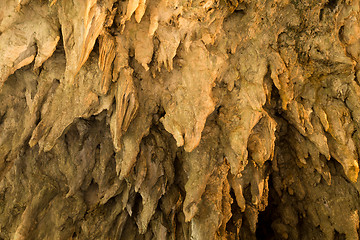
[1,0,360,239]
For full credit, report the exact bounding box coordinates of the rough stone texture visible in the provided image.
[1,0,360,239]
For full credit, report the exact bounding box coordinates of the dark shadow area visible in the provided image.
[256,172,276,240]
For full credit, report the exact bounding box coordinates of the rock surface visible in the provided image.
[1,0,360,239]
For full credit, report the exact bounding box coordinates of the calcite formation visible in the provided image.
[1,0,360,239]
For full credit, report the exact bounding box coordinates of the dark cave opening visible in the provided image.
[255,172,277,240]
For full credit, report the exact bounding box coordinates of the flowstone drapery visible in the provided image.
[1,0,360,239]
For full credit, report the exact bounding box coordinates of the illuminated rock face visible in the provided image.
[1,0,360,239]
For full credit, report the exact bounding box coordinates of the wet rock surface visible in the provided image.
[1,0,360,239]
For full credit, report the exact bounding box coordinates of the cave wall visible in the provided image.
[1,0,360,239]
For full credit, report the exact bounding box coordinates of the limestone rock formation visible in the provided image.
[1,0,360,239]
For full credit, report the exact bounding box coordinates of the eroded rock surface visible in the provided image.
[1,0,360,239]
